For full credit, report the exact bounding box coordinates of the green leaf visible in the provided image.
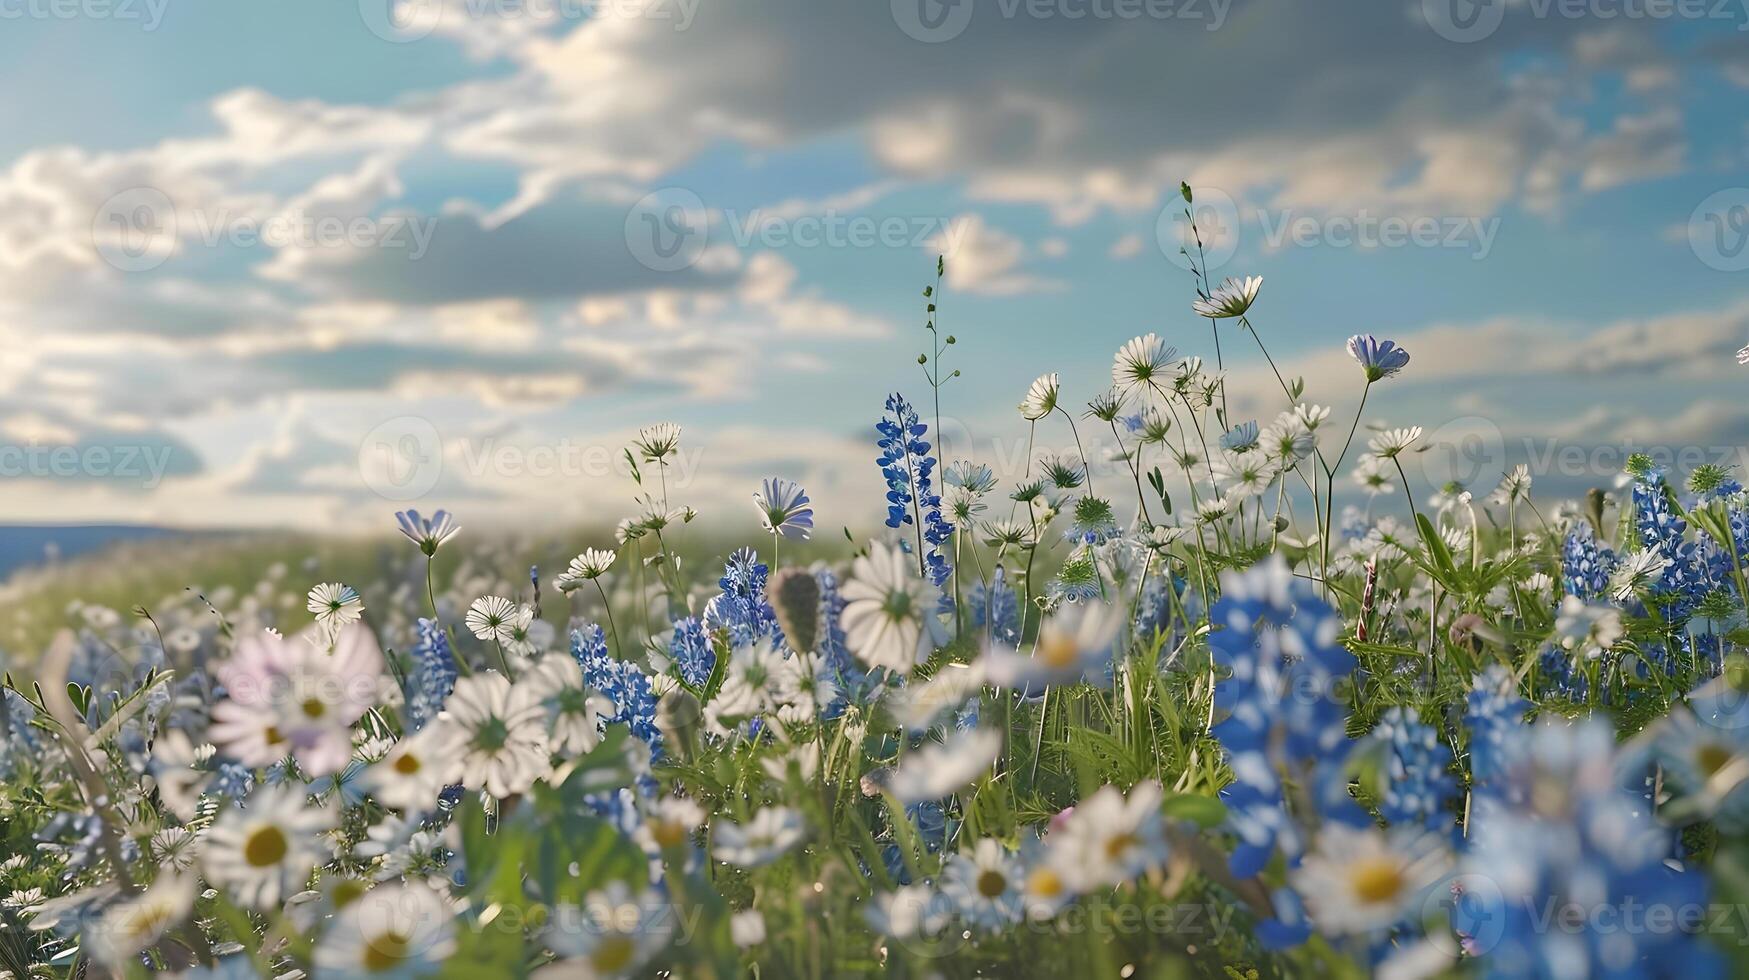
[1159,793,1227,829]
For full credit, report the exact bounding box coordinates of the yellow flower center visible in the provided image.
[362,930,411,972]
[651,820,688,850]
[976,870,1008,898]
[1697,742,1735,777]
[591,935,636,972]
[243,825,288,867]
[393,753,422,775]
[1038,633,1078,669]
[1348,857,1405,904]
[1027,867,1064,898]
[1103,831,1136,861]
[301,698,327,720]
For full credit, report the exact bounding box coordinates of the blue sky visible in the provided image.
[2,0,1748,530]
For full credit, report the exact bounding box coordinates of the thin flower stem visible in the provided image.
[594,578,624,660]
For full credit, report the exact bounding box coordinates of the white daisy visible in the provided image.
[514,654,613,757]
[1111,333,1177,396]
[307,582,364,635]
[631,422,683,462]
[202,785,335,909]
[210,625,384,778]
[149,827,204,872]
[772,651,839,726]
[1367,426,1424,459]
[1191,274,1262,319]
[711,638,789,721]
[1211,451,1275,499]
[557,548,618,592]
[433,672,550,798]
[465,596,518,643]
[1489,464,1533,506]
[1609,549,1670,603]
[1291,825,1451,937]
[364,727,459,812]
[982,600,1119,691]
[1049,780,1170,890]
[86,873,197,966]
[633,795,707,853]
[1352,454,1393,496]
[842,542,941,673]
[713,806,806,867]
[940,838,1024,931]
[729,909,767,948]
[1554,595,1624,661]
[887,728,1002,805]
[1019,372,1061,421]
[542,881,670,978]
[314,881,456,977]
[1262,417,1315,465]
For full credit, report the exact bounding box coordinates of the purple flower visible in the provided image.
[1345,335,1410,382]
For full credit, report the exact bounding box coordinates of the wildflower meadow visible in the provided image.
[8,192,1749,979]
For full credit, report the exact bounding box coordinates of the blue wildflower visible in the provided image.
[571,626,662,754]
[406,617,457,732]
[1367,707,1457,835]
[1560,523,1616,601]
[667,616,716,688]
[969,567,1020,647]
[875,392,954,587]
[702,548,781,649]
[1345,334,1411,382]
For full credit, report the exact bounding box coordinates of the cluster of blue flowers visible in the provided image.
[703,547,782,649]
[405,617,457,731]
[1368,707,1458,835]
[875,393,954,587]
[969,566,1020,647]
[666,615,716,688]
[1561,523,1617,601]
[1631,472,1711,619]
[1208,558,1364,947]
[570,624,662,753]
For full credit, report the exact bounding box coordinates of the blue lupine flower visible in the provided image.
[1345,334,1411,382]
[1367,707,1457,835]
[1461,719,1722,978]
[969,566,1020,647]
[1632,472,1708,619]
[1208,556,1364,928]
[571,625,663,754]
[406,617,457,732]
[703,548,782,649]
[875,393,954,587]
[1560,523,1617,601]
[667,616,716,687]
[1465,666,1529,804]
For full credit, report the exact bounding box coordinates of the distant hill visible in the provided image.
[0,525,200,581]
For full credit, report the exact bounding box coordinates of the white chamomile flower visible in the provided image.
[202,785,335,910]
[730,909,767,948]
[1112,333,1177,396]
[712,638,789,720]
[941,838,1025,931]
[557,548,618,592]
[515,654,613,757]
[1609,549,1670,603]
[542,882,669,978]
[888,727,1002,805]
[1490,464,1533,506]
[1192,274,1262,319]
[87,873,198,966]
[1020,372,1061,421]
[842,541,942,673]
[1555,595,1624,661]
[634,795,707,853]
[433,672,550,798]
[1368,426,1424,459]
[464,596,518,643]
[150,827,204,872]
[364,727,458,813]
[314,881,456,977]
[713,806,806,867]
[307,582,364,634]
[1291,825,1450,937]
[1352,454,1393,495]
[1050,780,1170,890]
